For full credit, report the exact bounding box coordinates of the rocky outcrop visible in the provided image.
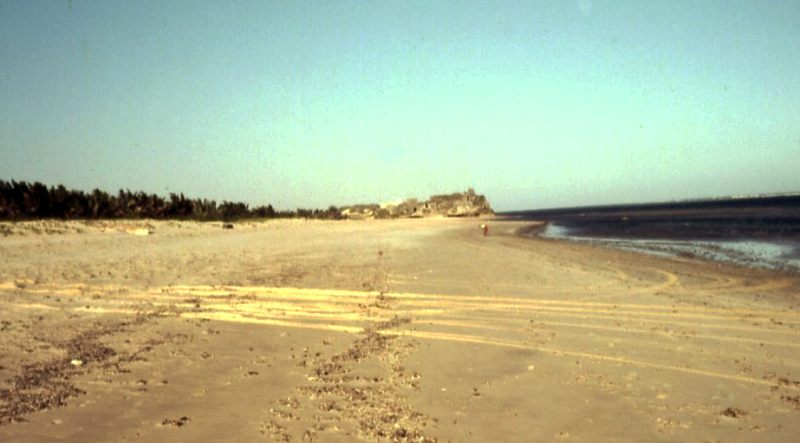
[341,189,493,219]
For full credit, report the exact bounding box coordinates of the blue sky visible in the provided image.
[1,1,798,211]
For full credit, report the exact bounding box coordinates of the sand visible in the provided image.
[1,218,799,442]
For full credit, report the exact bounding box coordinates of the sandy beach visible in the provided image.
[1,218,799,442]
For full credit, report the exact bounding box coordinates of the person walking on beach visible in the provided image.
[480,223,488,237]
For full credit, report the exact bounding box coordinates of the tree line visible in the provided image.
[0,180,341,221]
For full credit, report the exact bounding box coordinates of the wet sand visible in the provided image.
[1,218,799,442]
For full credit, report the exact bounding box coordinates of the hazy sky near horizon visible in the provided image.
[1,1,798,211]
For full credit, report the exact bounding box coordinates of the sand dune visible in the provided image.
[1,218,799,442]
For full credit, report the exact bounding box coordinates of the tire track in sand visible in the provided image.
[3,281,799,400]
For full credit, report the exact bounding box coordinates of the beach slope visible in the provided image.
[1,218,799,442]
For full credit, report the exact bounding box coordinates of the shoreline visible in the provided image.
[503,218,800,275]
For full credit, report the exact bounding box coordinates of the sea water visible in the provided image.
[540,223,800,273]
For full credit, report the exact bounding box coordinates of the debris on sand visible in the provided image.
[268,313,437,443]
[781,395,800,409]
[0,314,158,425]
[161,416,191,427]
[720,407,747,418]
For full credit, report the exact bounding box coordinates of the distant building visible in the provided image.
[339,204,380,220]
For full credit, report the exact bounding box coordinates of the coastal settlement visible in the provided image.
[339,188,494,219]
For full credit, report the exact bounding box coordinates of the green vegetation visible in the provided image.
[0,180,341,221]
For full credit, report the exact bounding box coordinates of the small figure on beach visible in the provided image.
[480,223,488,237]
